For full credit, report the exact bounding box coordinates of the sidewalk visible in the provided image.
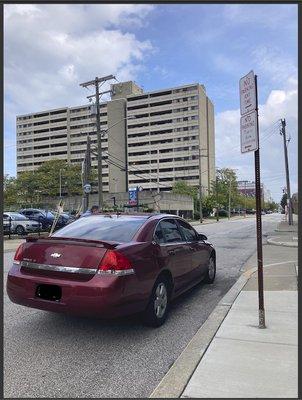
[150,219,298,398]
[190,214,254,226]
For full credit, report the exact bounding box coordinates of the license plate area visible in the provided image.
[35,284,62,302]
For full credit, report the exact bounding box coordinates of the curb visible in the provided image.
[149,268,256,398]
[267,238,298,248]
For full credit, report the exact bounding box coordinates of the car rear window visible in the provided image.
[52,215,147,242]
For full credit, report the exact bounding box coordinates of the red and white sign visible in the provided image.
[240,111,258,153]
[239,70,256,116]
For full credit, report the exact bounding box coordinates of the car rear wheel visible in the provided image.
[143,277,170,327]
[15,225,25,236]
[204,255,216,284]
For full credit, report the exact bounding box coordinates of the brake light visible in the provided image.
[98,250,134,275]
[14,243,25,264]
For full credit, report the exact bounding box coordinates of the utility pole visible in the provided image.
[82,135,91,211]
[80,75,116,210]
[244,181,247,217]
[216,176,219,222]
[228,177,232,220]
[280,119,293,225]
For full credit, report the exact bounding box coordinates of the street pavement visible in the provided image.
[4,214,282,398]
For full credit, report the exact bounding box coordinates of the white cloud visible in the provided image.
[223,4,297,30]
[3,5,154,112]
[4,4,155,175]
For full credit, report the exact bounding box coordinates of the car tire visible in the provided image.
[142,276,171,327]
[204,255,216,284]
[15,225,25,236]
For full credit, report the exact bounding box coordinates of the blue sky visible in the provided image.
[4,4,298,201]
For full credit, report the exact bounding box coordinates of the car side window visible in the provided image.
[154,223,165,244]
[177,219,197,242]
[160,219,183,243]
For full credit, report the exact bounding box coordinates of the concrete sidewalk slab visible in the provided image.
[181,252,298,399]
[181,337,297,398]
[267,237,298,247]
[244,275,297,291]
[216,306,297,346]
[231,291,297,313]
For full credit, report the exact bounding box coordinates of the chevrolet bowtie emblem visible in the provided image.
[51,253,62,258]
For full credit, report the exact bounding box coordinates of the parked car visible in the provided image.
[51,211,76,228]
[3,217,12,235]
[218,209,228,217]
[7,213,216,327]
[3,212,42,235]
[19,209,54,230]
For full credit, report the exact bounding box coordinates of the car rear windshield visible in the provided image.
[52,215,147,242]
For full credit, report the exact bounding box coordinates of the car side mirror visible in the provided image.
[198,233,207,241]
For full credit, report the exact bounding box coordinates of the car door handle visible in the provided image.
[168,249,176,255]
[189,246,195,251]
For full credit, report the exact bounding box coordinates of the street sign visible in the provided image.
[239,70,256,116]
[83,183,91,194]
[240,111,258,153]
[128,187,138,206]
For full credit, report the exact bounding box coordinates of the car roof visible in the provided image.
[83,212,184,221]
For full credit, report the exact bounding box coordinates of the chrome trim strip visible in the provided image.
[20,261,97,275]
[97,269,135,276]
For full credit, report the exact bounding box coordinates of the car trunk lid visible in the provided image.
[19,236,120,280]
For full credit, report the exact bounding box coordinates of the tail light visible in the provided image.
[14,243,25,265]
[97,250,134,276]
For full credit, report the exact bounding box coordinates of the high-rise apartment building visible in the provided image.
[16,80,215,193]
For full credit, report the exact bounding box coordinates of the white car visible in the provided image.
[3,212,42,235]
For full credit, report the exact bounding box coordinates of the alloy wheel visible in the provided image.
[154,283,168,318]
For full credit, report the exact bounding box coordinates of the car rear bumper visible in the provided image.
[7,264,147,318]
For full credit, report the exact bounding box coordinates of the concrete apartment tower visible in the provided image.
[16,80,215,194]
[107,81,143,193]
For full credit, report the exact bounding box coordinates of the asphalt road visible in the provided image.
[4,214,281,398]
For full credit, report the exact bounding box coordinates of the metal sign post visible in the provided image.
[240,71,265,329]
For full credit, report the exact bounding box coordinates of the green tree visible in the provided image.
[264,200,278,211]
[4,174,18,208]
[210,168,240,210]
[15,171,41,207]
[37,159,85,197]
[172,180,198,199]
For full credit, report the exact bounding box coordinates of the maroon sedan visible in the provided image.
[7,213,216,327]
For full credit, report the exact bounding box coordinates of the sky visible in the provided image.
[4,4,298,201]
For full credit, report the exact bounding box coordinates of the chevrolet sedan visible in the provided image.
[7,213,216,327]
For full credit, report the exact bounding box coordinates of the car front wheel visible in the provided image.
[15,225,25,236]
[143,277,170,327]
